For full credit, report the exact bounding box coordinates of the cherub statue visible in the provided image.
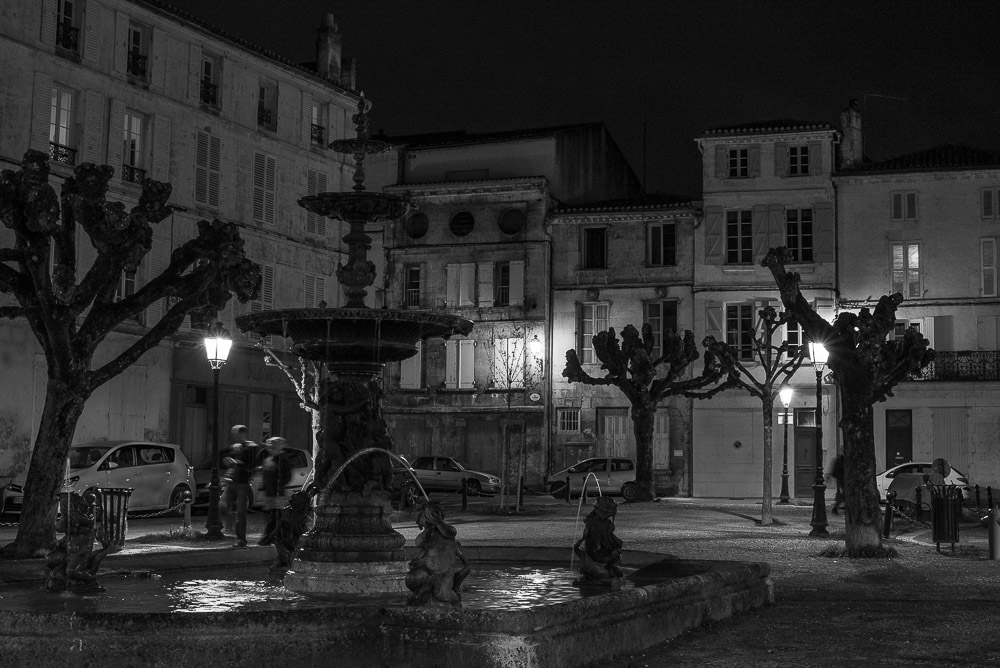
[573,496,624,584]
[405,502,470,607]
[262,487,317,570]
[45,489,111,593]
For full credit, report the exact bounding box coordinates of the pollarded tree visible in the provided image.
[763,247,933,556]
[563,324,734,502]
[0,151,260,558]
[261,346,322,479]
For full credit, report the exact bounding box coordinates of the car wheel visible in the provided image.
[465,479,482,496]
[621,482,638,503]
[403,483,419,507]
[168,486,190,517]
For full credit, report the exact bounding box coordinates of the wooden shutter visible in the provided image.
[774,143,788,176]
[306,169,327,235]
[748,144,761,177]
[150,28,166,90]
[327,102,339,143]
[982,189,997,219]
[982,238,997,297]
[445,264,459,307]
[143,235,168,327]
[813,201,835,263]
[301,92,313,145]
[714,146,728,179]
[704,206,724,264]
[31,73,53,152]
[83,1,101,64]
[221,58,234,113]
[40,0,57,44]
[752,204,769,259]
[82,91,104,164]
[933,315,953,351]
[891,193,903,220]
[400,341,422,389]
[459,263,476,306]
[458,339,475,389]
[477,261,494,307]
[767,204,784,250]
[208,135,221,206]
[808,141,823,175]
[705,302,723,342]
[113,10,128,73]
[151,115,170,181]
[253,152,276,223]
[509,260,525,306]
[815,298,835,326]
[445,339,458,387]
[107,99,125,174]
[188,44,202,102]
[304,273,325,308]
[906,192,917,219]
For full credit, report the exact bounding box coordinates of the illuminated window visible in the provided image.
[49,86,76,164]
[121,110,145,183]
[891,191,918,221]
[127,23,149,79]
[580,302,609,364]
[786,319,805,358]
[726,303,755,361]
[257,82,277,131]
[726,210,753,264]
[786,208,814,262]
[891,242,921,297]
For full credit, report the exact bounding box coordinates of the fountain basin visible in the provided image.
[0,546,772,668]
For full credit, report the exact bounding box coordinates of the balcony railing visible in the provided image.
[311,123,325,145]
[56,22,79,52]
[49,141,77,165]
[257,106,273,128]
[122,164,146,184]
[403,288,420,308]
[905,350,1000,382]
[494,285,510,307]
[200,80,218,106]
[127,52,148,78]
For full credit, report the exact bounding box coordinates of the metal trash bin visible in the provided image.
[97,487,133,553]
[927,484,962,552]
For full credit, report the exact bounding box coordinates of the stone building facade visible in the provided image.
[0,0,361,480]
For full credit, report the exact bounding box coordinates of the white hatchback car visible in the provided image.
[2,441,195,515]
[875,461,971,502]
[546,457,638,501]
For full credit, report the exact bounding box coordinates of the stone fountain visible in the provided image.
[236,95,472,597]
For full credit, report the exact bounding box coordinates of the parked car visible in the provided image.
[545,457,638,502]
[407,456,502,496]
[1,441,194,515]
[875,461,971,502]
[193,447,313,510]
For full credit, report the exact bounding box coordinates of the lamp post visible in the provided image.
[778,382,794,504]
[204,322,232,539]
[808,341,829,536]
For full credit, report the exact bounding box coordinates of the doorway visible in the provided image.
[885,409,913,469]
[794,408,818,497]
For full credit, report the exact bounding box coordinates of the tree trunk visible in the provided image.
[840,385,884,555]
[631,404,656,501]
[761,394,775,525]
[2,379,87,558]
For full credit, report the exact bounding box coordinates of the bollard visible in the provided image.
[182,489,192,530]
[461,478,468,511]
[975,485,981,510]
[990,505,1000,561]
[883,490,896,538]
[914,486,923,521]
[989,486,994,510]
[565,476,571,504]
[518,475,524,508]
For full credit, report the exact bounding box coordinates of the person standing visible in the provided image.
[258,437,292,545]
[221,425,258,547]
[828,454,846,515]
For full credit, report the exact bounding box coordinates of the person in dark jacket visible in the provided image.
[221,425,258,547]
[258,437,293,545]
[828,454,846,515]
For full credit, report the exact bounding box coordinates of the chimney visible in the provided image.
[316,13,342,81]
[340,57,356,90]
[837,99,863,170]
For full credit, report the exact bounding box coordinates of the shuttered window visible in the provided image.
[726,209,753,264]
[445,339,475,389]
[399,341,422,389]
[580,303,609,364]
[982,188,999,220]
[891,242,921,297]
[891,191,918,221]
[249,264,275,344]
[305,169,327,235]
[644,300,678,360]
[304,273,325,308]
[982,238,998,297]
[493,338,525,389]
[252,152,276,224]
[785,208,814,262]
[194,131,221,207]
[726,303,755,361]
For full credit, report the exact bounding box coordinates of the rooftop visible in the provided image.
[699,119,834,137]
[373,123,605,149]
[842,143,1000,174]
[555,192,700,214]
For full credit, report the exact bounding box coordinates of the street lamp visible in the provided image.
[204,322,232,539]
[808,341,829,536]
[778,382,794,504]
[528,334,543,356]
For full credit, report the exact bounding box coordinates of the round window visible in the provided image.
[405,212,429,239]
[449,211,475,237]
[498,209,527,235]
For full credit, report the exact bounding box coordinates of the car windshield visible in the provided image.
[447,459,466,471]
[69,447,110,469]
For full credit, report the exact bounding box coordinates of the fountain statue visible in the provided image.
[405,501,470,607]
[573,496,624,585]
[236,94,472,597]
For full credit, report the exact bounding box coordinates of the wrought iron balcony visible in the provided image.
[49,141,77,165]
[56,22,79,52]
[200,80,218,106]
[905,350,1000,382]
[257,106,274,129]
[121,164,146,184]
[127,52,148,78]
[311,123,325,145]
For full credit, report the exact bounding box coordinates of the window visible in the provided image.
[248,264,274,345]
[644,301,678,360]
[200,56,219,106]
[304,273,325,308]
[258,83,277,131]
[493,338,525,389]
[596,407,629,436]
[449,211,474,237]
[726,303,755,361]
[121,110,145,183]
[891,242,921,297]
[557,408,581,432]
[647,222,676,266]
[495,262,510,306]
[305,169,327,235]
[498,209,527,235]
[788,145,809,175]
[116,268,141,323]
[728,147,749,178]
[194,131,221,207]
[786,319,804,358]
[983,188,1000,220]
[982,238,998,297]
[580,303,609,364]
[785,208,814,262]
[893,320,921,342]
[445,339,475,389]
[405,213,429,239]
[127,23,149,79]
[56,0,79,52]
[252,152,276,224]
[400,341,422,389]
[891,191,918,221]
[446,263,476,307]
[582,227,607,269]
[49,86,76,165]
[726,210,753,264]
[403,266,421,307]
[311,102,326,146]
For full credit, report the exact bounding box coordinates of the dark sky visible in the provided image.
[163,0,1000,197]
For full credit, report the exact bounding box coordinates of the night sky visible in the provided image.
[162,0,1000,198]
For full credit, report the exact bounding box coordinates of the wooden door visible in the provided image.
[885,409,913,469]
[794,408,818,497]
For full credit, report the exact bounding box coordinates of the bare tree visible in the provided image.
[486,325,542,511]
[0,152,260,558]
[763,247,933,556]
[563,324,735,502]
[260,346,322,482]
